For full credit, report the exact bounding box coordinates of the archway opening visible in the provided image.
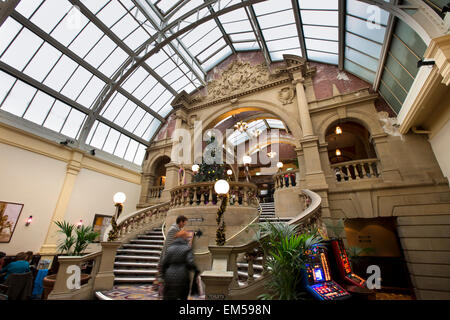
[152,156,170,187]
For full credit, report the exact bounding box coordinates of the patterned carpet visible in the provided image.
[100,284,205,300]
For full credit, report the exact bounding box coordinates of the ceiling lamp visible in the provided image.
[252,129,261,137]
[335,149,342,156]
[227,169,233,176]
[277,162,283,169]
[335,126,343,135]
[234,121,248,132]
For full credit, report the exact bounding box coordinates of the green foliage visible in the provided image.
[54,221,99,256]
[193,136,227,182]
[254,221,323,300]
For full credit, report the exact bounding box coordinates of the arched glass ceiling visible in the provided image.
[225,118,286,146]
[0,0,442,169]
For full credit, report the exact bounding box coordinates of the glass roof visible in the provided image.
[0,0,433,168]
[224,118,286,146]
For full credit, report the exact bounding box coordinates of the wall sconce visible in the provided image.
[336,149,342,156]
[277,161,284,170]
[25,215,33,226]
[77,220,83,228]
[335,126,342,135]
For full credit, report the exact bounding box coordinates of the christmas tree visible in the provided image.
[193,136,227,182]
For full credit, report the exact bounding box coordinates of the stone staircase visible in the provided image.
[113,227,163,284]
[236,201,291,283]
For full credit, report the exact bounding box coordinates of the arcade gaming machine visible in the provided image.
[303,245,351,300]
[326,239,366,288]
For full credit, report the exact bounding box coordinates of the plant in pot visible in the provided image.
[254,221,323,300]
[42,221,99,299]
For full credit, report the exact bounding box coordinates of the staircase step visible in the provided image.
[122,244,163,249]
[114,261,158,268]
[237,271,262,279]
[114,269,157,275]
[130,239,164,244]
[146,231,164,236]
[115,255,160,261]
[237,263,264,271]
[116,249,161,255]
[137,235,164,240]
[114,277,156,283]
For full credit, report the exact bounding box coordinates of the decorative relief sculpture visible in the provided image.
[278,87,295,105]
[195,60,284,102]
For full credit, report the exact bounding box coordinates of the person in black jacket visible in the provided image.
[161,230,198,300]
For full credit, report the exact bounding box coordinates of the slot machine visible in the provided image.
[327,239,366,288]
[303,245,351,300]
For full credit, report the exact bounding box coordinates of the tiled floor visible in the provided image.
[100,284,205,300]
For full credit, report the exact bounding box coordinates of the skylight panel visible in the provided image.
[68,23,104,58]
[60,109,86,139]
[253,0,292,15]
[15,0,44,19]
[60,66,93,100]
[149,90,173,112]
[134,144,147,165]
[142,83,165,105]
[101,92,128,120]
[196,39,227,62]
[111,12,140,39]
[262,24,299,40]
[346,0,389,26]
[0,28,43,71]
[345,33,382,58]
[50,7,90,47]
[270,48,302,61]
[124,139,139,162]
[266,38,300,52]
[0,71,16,104]
[346,15,386,43]
[202,46,232,71]
[167,0,203,24]
[114,100,138,127]
[300,10,338,27]
[43,100,71,132]
[123,26,150,50]
[80,0,109,15]
[307,51,338,65]
[97,0,128,28]
[345,47,379,72]
[114,134,131,158]
[122,67,149,92]
[132,75,158,100]
[229,32,257,42]
[103,128,121,153]
[0,18,22,56]
[23,91,55,125]
[98,46,129,77]
[305,39,338,54]
[233,42,259,51]
[75,76,105,109]
[299,0,338,10]
[158,104,173,118]
[188,27,223,57]
[1,80,37,117]
[23,43,62,82]
[84,36,117,68]
[43,55,78,91]
[29,0,72,34]
[257,10,295,29]
[303,25,338,41]
[124,107,146,132]
[143,119,162,141]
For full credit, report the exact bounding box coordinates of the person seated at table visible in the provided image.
[0,252,30,281]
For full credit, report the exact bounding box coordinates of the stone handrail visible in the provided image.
[273,169,299,189]
[148,186,164,200]
[170,181,259,208]
[103,201,171,242]
[202,189,322,299]
[331,158,380,182]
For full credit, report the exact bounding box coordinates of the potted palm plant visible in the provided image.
[42,221,99,299]
[254,222,323,300]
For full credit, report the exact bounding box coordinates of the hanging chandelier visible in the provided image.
[252,129,262,137]
[335,149,342,156]
[234,121,248,132]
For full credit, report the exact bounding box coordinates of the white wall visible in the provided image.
[0,141,141,255]
[64,168,140,231]
[430,119,450,186]
[0,142,66,255]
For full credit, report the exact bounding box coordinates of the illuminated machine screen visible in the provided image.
[314,269,323,281]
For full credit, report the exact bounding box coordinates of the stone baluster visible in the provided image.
[243,187,249,206]
[229,253,240,289]
[247,256,255,284]
[193,187,198,205]
[208,185,213,206]
[200,188,205,205]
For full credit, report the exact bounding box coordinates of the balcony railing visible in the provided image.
[170,181,259,208]
[148,186,164,201]
[331,158,380,182]
[273,169,299,189]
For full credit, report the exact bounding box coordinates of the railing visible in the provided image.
[331,158,380,182]
[148,186,164,201]
[273,169,299,189]
[103,201,171,242]
[170,181,259,208]
[203,189,322,299]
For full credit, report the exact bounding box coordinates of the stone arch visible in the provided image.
[190,99,303,163]
[144,154,171,176]
[317,109,384,144]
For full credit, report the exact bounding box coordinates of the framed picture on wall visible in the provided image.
[0,201,24,243]
[92,214,112,242]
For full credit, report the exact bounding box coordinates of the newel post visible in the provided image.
[93,241,122,291]
[201,246,234,300]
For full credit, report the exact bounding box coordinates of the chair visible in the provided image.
[4,272,33,300]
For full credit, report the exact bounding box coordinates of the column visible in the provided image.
[160,162,181,202]
[293,77,314,137]
[139,173,155,205]
[39,151,83,256]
